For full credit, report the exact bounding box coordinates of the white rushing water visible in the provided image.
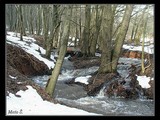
[31,57,154,116]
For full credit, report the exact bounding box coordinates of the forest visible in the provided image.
[6,4,154,116]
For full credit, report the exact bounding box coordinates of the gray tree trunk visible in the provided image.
[111,5,133,72]
[42,5,50,49]
[45,5,72,97]
[46,5,60,59]
[81,5,91,57]
[37,5,42,35]
[19,5,23,41]
[89,5,103,57]
[98,5,113,73]
[141,6,149,74]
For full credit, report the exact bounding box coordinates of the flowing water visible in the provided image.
[31,57,154,116]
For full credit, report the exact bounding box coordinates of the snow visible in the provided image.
[9,75,17,79]
[6,31,154,115]
[136,75,152,88]
[75,75,92,85]
[6,85,101,116]
[6,32,55,69]
[123,44,154,54]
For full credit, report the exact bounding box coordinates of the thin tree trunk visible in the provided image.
[111,5,133,72]
[42,5,49,49]
[98,5,112,73]
[45,5,72,97]
[29,5,34,34]
[89,5,103,56]
[19,5,23,41]
[141,6,149,74]
[82,5,91,57]
[130,14,138,43]
[46,5,60,59]
[134,6,148,45]
[37,5,42,35]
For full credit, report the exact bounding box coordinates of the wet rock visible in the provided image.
[85,73,119,96]
[143,80,154,99]
[125,88,139,99]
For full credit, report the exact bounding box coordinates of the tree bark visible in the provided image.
[98,5,113,73]
[45,5,72,97]
[81,5,91,57]
[89,5,103,57]
[111,5,133,72]
[46,5,60,59]
[42,5,50,49]
[19,5,23,41]
[141,6,149,74]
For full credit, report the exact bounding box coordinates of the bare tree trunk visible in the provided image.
[130,14,138,43]
[134,6,148,45]
[81,5,91,57]
[75,8,78,47]
[53,5,62,48]
[42,5,50,49]
[7,5,14,31]
[98,5,113,73]
[19,5,23,41]
[45,5,72,97]
[89,5,103,57]
[141,6,149,74]
[37,5,42,35]
[15,5,19,36]
[29,5,34,34]
[111,5,133,72]
[46,5,60,59]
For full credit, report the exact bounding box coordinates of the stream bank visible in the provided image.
[6,43,154,116]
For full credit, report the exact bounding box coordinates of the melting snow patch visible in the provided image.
[9,75,17,79]
[75,75,91,85]
[137,75,151,88]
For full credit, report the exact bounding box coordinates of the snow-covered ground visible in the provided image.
[6,85,101,116]
[6,32,101,116]
[6,32,55,69]
[136,75,153,88]
[122,44,154,54]
[6,32,154,115]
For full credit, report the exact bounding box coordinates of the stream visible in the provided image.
[30,57,154,116]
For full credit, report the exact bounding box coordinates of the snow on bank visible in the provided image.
[75,75,92,85]
[6,32,55,69]
[136,75,153,88]
[6,85,101,116]
[123,44,154,54]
